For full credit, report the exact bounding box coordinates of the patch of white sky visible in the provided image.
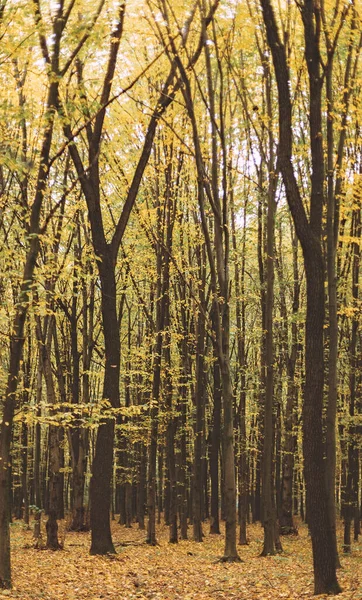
[219,0,239,20]
[49,0,60,14]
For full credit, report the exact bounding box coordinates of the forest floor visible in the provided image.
[3,517,361,600]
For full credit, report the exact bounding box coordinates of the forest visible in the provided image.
[0,0,361,598]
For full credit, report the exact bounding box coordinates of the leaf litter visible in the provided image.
[3,519,361,599]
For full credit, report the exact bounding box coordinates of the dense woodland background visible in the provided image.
[0,0,361,596]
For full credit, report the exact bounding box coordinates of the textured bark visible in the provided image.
[45,510,60,551]
[90,419,116,554]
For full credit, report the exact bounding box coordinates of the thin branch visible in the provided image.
[32,0,50,64]
[60,0,106,76]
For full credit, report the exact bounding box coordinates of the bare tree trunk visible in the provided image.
[90,253,120,554]
[278,226,300,535]
[261,55,278,557]
[21,335,31,526]
[36,318,62,551]
[343,205,361,552]
[146,181,174,544]
[260,0,341,592]
[210,353,221,535]
[176,310,190,541]
[193,251,206,543]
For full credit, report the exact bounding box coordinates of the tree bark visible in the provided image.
[90,252,120,554]
[193,251,206,543]
[260,0,341,592]
[278,226,300,535]
[210,354,221,535]
[261,180,277,556]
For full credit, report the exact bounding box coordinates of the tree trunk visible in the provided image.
[277,226,299,535]
[303,252,340,593]
[136,441,146,530]
[210,358,221,535]
[177,339,189,541]
[193,249,206,542]
[146,271,164,545]
[90,254,120,554]
[67,240,89,532]
[260,0,341,591]
[343,205,361,552]
[21,344,31,526]
[165,346,178,543]
[261,58,277,556]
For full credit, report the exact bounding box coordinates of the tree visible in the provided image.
[260,0,341,593]
[0,0,83,585]
[323,2,361,568]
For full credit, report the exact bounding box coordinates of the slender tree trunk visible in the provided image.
[136,441,146,530]
[210,356,221,535]
[34,361,42,510]
[261,57,278,556]
[279,229,300,535]
[146,215,170,544]
[165,342,178,543]
[343,205,361,552]
[177,334,190,541]
[325,51,341,571]
[37,319,62,550]
[261,182,277,555]
[231,192,248,544]
[193,247,207,542]
[66,240,88,532]
[21,339,31,526]
[257,191,266,527]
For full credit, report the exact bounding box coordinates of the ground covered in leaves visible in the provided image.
[3,518,361,599]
